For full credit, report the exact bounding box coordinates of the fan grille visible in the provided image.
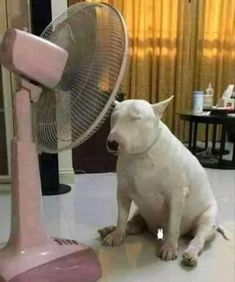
[33,2,128,153]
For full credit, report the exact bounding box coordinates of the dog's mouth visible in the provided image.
[106,139,120,155]
[106,146,119,156]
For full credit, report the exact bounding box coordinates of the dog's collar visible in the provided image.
[132,127,162,156]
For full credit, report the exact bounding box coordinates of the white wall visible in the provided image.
[0,0,29,184]
[51,0,68,19]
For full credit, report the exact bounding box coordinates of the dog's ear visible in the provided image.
[152,96,174,118]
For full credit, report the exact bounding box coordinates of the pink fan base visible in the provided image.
[0,137,102,282]
[0,239,101,282]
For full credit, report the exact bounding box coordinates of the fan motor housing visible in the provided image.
[0,29,68,89]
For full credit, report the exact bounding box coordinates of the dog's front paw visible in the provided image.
[102,230,125,247]
[159,241,178,261]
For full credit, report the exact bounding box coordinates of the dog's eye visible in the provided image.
[130,115,142,120]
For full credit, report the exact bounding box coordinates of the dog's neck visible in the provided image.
[117,122,164,159]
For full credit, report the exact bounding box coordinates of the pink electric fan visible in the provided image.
[0,2,128,281]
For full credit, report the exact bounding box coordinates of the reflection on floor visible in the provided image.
[0,170,234,282]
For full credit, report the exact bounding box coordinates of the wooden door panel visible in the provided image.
[72,114,117,173]
[68,0,83,6]
[72,93,124,173]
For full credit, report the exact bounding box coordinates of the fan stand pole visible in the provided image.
[0,89,102,281]
[8,88,51,250]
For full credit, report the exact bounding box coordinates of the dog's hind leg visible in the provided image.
[182,204,217,266]
[98,226,116,238]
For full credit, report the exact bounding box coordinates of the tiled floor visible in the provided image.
[0,170,234,282]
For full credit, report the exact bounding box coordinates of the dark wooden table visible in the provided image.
[177,111,235,169]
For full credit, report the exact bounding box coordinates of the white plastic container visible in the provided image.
[192,91,204,114]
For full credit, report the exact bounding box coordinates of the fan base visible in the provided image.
[42,184,71,196]
[0,238,102,282]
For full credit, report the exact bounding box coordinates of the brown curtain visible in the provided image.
[69,0,235,138]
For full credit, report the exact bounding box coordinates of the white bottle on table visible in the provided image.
[203,82,214,109]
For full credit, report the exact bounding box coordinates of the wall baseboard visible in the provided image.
[59,169,75,185]
[0,183,11,192]
[0,171,75,192]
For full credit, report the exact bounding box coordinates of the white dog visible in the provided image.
[98,96,228,266]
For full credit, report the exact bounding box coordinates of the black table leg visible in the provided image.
[178,113,235,169]
[192,122,198,155]
[205,123,209,150]
[188,121,193,149]
[212,124,217,154]
[232,142,235,164]
[219,125,226,165]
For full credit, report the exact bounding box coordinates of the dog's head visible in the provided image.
[107,96,173,155]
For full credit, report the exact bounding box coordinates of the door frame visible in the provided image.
[0,67,13,183]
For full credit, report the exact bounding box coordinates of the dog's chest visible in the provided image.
[119,155,168,192]
[118,156,168,207]
[119,157,169,229]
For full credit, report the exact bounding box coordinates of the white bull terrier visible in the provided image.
[98,96,229,266]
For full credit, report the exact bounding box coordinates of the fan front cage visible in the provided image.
[33,2,128,153]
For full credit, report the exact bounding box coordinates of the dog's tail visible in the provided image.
[216,225,230,240]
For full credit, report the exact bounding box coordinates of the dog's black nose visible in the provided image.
[107,140,119,151]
